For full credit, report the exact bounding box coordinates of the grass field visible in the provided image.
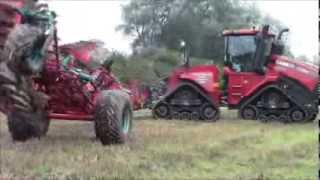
[0,109,318,180]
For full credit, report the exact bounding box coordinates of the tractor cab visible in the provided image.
[221,25,291,107]
[223,26,276,74]
[223,25,290,75]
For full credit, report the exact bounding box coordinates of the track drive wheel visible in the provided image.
[200,103,218,122]
[290,109,305,122]
[153,102,170,119]
[94,90,133,145]
[240,105,258,120]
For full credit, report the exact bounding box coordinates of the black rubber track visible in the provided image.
[94,90,132,145]
[153,81,220,121]
[239,81,318,123]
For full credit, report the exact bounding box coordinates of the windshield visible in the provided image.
[225,35,256,72]
[228,36,256,56]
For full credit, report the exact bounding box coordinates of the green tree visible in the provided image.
[118,0,263,64]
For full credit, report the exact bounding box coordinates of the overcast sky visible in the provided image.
[255,0,318,60]
[45,0,318,59]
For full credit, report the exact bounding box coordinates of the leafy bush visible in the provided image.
[109,48,224,85]
[109,48,180,84]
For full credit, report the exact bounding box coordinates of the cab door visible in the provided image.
[224,34,268,107]
[227,70,264,106]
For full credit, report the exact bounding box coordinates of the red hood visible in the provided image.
[271,55,319,91]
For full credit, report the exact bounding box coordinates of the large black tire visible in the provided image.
[2,24,44,74]
[7,109,50,141]
[94,90,133,145]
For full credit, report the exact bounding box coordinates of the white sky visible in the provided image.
[255,0,318,59]
[46,1,132,54]
[45,0,318,59]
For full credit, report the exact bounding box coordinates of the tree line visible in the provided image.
[110,0,288,84]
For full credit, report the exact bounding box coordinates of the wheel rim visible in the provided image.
[121,108,131,134]
[202,105,216,120]
[242,107,256,120]
[155,104,169,118]
[291,109,304,122]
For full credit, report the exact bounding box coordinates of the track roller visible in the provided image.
[238,82,318,123]
[240,105,258,120]
[290,109,305,122]
[200,103,218,121]
[191,112,200,120]
[152,82,219,121]
[153,102,170,119]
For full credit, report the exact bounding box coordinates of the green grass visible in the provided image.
[0,109,318,179]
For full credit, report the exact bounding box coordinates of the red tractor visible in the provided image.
[0,0,139,145]
[152,25,319,123]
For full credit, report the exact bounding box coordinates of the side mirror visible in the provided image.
[271,41,285,55]
[277,28,289,40]
[272,28,289,55]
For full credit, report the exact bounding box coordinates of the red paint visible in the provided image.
[33,41,144,121]
[163,28,319,109]
[124,80,151,110]
[2,5,316,121]
[224,55,319,106]
[272,55,318,91]
[60,42,97,66]
[166,65,221,106]
[221,27,319,108]
[48,113,93,121]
